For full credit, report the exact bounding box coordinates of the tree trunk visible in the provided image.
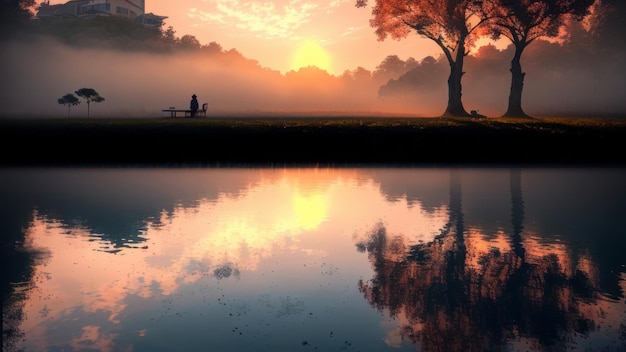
[442,48,470,118]
[87,102,90,118]
[503,44,530,118]
[509,168,526,259]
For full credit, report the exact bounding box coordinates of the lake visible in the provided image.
[2,167,625,352]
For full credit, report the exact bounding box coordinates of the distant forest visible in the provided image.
[1,0,625,117]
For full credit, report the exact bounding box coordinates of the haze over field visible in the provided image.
[47,0,444,76]
[0,0,625,118]
[0,37,424,117]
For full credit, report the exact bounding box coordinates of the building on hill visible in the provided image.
[135,13,168,28]
[35,0,167,28]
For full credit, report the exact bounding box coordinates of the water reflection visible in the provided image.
[1,167,625,352]
[355,169,624,351]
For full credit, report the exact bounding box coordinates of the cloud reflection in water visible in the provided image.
[2,167,625,352]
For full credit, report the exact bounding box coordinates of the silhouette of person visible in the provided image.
[189,94,199,117]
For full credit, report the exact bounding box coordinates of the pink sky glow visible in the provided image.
[46,0,445,75]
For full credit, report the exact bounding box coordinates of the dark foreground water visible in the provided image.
[2,167,625,352]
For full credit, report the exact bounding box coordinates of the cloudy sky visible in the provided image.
[48,0,446,75]
[5,0,619,117]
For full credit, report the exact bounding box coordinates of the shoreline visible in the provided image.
[2,116,625,166]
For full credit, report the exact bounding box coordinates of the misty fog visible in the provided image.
[1,30,624,118]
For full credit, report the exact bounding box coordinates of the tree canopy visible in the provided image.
[0,0,36,33]
[57,93,80,117]
[75,88,105,118]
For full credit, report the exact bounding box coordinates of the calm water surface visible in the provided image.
[2,167,625,352]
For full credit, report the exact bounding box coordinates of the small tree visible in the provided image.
[57,93,80,118]
[75,88,105,118]
[162,26,177,45]
[178,34,201,50]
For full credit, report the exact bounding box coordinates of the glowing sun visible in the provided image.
[291,39,332,72]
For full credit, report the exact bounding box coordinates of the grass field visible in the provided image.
[2,116,625,166]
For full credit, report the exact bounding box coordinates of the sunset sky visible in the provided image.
[2,0,620,117]
[47,0,443,75]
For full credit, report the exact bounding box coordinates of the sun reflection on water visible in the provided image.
[5,167,625,352]
[14,168,450,351]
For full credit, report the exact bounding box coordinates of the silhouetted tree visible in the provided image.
[356,0,494,117]
[162,25,177,45]
[487,0,596,117]
[378,56,448,112]
[0,0,35,39]
[348,66,373,82]
[75,88,105,118]
[57,93,80,118]
[372,55,419,85]
[178,34,201,50]
[201,41,223,55]
[0,0,35,30]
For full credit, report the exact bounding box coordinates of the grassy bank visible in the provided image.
[2,116,625,166]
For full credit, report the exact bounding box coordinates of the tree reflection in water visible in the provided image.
[355,169,599,352]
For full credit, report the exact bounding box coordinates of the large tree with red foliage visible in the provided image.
[487,0,596,117]
[356,0,494,117]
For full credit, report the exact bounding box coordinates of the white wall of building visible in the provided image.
[108,0,144,18]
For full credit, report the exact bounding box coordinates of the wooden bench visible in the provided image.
[162,103,208,117]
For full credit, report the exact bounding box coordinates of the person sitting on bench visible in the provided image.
[189,94,199,117]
